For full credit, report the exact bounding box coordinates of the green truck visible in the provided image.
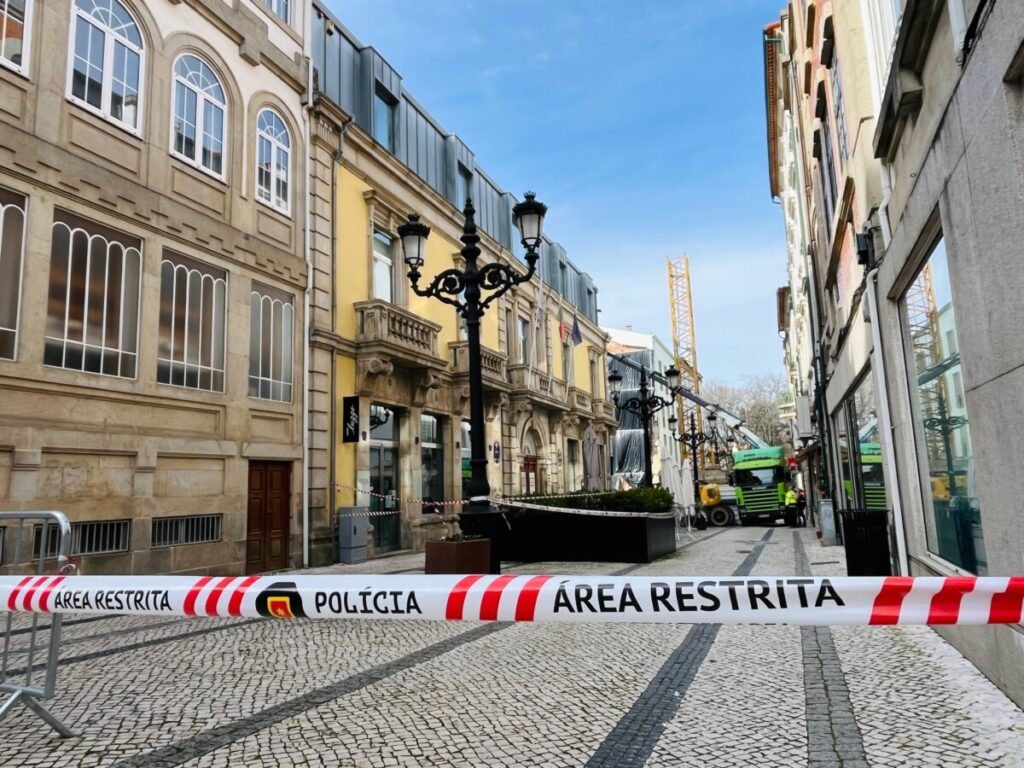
[842,442,888,510]
[732,446,791,525]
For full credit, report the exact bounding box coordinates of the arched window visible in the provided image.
[255,108,290,214]
[171,54,226,177]
[68,0,144,130]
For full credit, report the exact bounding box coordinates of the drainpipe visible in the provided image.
[302,53,314,569]
[328,117,352,539]
[865,261,910,575]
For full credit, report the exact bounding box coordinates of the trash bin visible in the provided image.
[838,508,892,576]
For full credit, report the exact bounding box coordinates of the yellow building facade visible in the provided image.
[308,5,616,558]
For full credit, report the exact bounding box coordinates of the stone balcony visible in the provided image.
[507,364,569,410]
[354,300,444,369]
[591,397,617,423]
[569,387,592,413]
[448,341,509,392]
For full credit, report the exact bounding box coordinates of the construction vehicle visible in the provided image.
[732,446,790,525]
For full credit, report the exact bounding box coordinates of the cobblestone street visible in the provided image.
[2,528,1023,767]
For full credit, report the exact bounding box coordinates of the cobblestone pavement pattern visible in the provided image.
[2,527,1023,767]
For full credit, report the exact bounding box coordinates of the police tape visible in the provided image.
[334,483,619,510]
[492,498,676,519]
[2,574,1023,625]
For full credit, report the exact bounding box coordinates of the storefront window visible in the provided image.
[460,420,472,499]
[902,237,986,573]
[833,371,888,512]
[421,414,444,507]
[368,404,399,553]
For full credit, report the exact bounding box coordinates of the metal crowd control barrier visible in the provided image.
[0,511,74,737]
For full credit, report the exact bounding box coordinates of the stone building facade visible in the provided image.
[0,0,309,574]
[306,4,616,558]
[765,0,1024,706]
[869,0,1024,706]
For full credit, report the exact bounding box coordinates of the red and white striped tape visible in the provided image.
[2,574,1023,625]
[334,483,619,513]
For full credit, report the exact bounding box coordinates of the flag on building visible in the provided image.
[571,312,583,346]
[558,306,570,343]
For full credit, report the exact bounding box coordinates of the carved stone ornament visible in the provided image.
[413,370,442,407]
[512,397,533,415]
[451,384,471,414]
[357,356,394,394]
[485,392,510,422]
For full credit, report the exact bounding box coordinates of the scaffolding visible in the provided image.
[904,263,947,468]
[667,255,703,465]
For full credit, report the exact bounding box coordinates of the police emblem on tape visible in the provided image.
[255,582,306,619]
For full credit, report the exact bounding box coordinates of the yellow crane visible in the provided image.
[666,255,703,466]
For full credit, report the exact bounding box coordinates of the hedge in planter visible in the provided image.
[512,487,674,513]
[499,487,676,563]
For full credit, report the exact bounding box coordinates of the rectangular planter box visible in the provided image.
[425,538,491,574]
[499,510,676,564]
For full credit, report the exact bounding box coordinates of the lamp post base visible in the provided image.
[458,505,503,574]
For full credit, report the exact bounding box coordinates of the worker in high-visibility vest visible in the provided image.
[785,485,799,527]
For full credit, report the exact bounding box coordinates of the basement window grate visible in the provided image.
[151,514,222,548]
[34,520,131,558]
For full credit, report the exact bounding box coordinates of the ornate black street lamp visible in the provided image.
[669,411,715,507]
[922,390,967,501]
[397,193,547,574]
[607,364,673,488]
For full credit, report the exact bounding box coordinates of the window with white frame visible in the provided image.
[256,108,290,214]
[68,0,143,130]
[830,54,849,165]
[0,188,26,360]
[261,0,288,24]
[0,0,31,73]
[249,285,294,402]
[372,231,393,303]
[44,211,141,378]
[157,252,226,391]
[172,54,226,177]
[518,316,530,364]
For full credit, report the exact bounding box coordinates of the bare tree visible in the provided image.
[701,374,791,447]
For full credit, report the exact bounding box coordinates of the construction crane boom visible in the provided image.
[667,256,703,462]
[607,353,769,449]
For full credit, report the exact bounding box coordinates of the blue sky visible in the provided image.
[328,0,788,384]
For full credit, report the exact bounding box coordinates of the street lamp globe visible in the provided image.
[664,365,680,391]
[707,412,717,426]
[512,192,547,253]
[397,214,430,271]
[607,369,623,399]
[668,413,678,434]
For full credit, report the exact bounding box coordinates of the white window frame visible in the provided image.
[0,192,27,360]
[44,216,143,379]
[372,230,394,303]
[0,0,33,76]
[255,108,291,216]
[248,286,294,403]
[65,0,145,135]
[157,255,227,392]
[261,0,289,24]
[170,53,227,181]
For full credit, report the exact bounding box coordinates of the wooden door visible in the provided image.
[247,461,291,574]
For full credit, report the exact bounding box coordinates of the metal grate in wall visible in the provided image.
[151,514,222,548]
[34,520,131,558]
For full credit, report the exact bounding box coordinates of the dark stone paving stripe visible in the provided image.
[794,532,870,768]
[92,531,725,765]
[107,622,508,768]
[584,528,774,768]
